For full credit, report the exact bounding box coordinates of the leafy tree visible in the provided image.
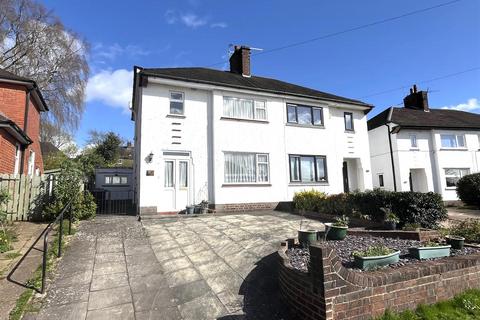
[95,132,122,165]
[0,0,89,131]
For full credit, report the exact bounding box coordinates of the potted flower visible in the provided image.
[381,207,399,230]
[353,245,400,270]
[445,235,465,250]
[409,241,451,259]
[200,200,209,214]
[297,209,318,247]
[326,215,349,240]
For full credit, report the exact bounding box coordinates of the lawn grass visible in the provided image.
[9,220,76,320]
[376,289,480,320]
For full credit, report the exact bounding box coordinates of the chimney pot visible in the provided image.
[403,86,429,112]
[229,45,251,77]
[413,84,417,93]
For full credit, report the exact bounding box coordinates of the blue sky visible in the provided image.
[43,0,480,146]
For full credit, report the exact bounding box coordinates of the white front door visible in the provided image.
[164,158,190,211]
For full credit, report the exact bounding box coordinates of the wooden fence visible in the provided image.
[0,170,58,221]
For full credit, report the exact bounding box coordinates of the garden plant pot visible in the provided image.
[326,226,348,240]
[354,251,400,270]
[446,236,465,250]
[408,245,451,260]
[384,221,396,230]
[194,205,201,214]
[298,229,318,246]
[186,206,195,214]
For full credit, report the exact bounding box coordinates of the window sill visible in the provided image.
[285,123,325,129]
[445,187,456,190]
[409,148,420,151]
[289,182,329,186]
[166,114,186,119]
[222,183,271,187]
[101,184,130,187]
[220,117,269,124]
[344,130,355,134]
[439,148,468,151]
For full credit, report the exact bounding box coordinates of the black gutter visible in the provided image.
[386,123,397,192]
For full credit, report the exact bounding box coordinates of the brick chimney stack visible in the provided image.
[403,85,429,112]
[229,45,251,77]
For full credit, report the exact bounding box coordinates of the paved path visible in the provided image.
[33,212,325,320]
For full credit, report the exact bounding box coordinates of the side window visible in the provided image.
[170,91,184,115]
[378,174,384,187]
[344,112,354,131]
[410,135,418,148]
[13,144,20,175]
[27,151,35,176]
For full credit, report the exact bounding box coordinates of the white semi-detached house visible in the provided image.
[368,86,480,201]
[131,45,374,215]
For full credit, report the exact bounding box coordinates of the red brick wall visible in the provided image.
[0,130,17,173]
[214,202,279,212]
[0,83,44,174]
[278,241,480,320]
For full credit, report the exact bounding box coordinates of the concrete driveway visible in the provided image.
[33,212,325,320]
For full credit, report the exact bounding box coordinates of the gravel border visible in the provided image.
[286,235,480,273]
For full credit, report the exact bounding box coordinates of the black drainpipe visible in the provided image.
[19,88,33,174]
[386,123,397,191]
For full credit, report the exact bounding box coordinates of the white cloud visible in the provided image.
[180,13,207,28]
[86,69,133,113]
[92,43,150,62]
[210,22,227,28]
[441,98,480,112]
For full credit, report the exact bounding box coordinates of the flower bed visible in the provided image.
[286,235,479,272]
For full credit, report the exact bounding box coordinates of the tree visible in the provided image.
[95,132,123,164]
[0,0,89,131]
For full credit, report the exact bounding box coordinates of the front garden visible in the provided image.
[278,188,480,319]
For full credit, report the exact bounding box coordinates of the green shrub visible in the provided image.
[456,173,480,207]
[43,160,96,221]
[349,189,393,221]
[293,189,327,212]
[449,219,480,243]
[320,193,352,216]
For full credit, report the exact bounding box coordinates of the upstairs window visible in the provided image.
[223,97,267,121]
[170,91,184,115]
[344,112,354,131]
[289,155,328,183]
[410,135,418,148]
[441,134,465,148]
[287,104,323,126]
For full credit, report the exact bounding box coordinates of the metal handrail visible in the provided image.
[41,200,74,294]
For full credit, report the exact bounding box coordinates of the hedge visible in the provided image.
[456,173,480,207]
[293,189,448,229]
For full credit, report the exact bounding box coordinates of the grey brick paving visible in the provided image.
[33,212,325,320]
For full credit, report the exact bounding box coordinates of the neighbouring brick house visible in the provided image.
[0,69,48,175]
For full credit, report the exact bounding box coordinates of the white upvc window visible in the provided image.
[169,91,184,115]
[223,97,267,121]
[289,155,328,183]
[13,144,20,175]
[224,152,269,184]
[410,134,418,148]
[440,134,466,149]
[27,151,35,176]
[444,168,470,188]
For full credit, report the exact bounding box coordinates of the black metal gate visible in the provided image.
[90,189,135,215]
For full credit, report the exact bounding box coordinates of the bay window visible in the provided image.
[289,155,328,183]
[224,152,269,184]
[223,97,267,120]
[441,134,466,148]
[287,104,323,126]
[444,168,470,187]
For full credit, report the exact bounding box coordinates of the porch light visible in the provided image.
[146,152,154,163]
